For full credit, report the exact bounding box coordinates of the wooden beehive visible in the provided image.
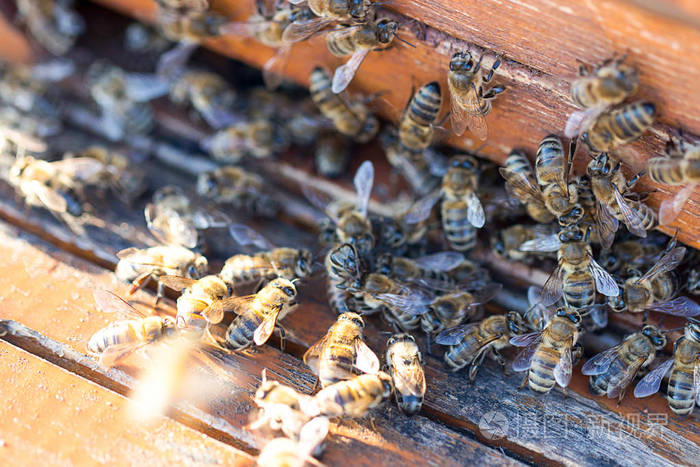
[0,1,698,466]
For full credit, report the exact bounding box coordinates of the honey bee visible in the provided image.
[222,223,313,286]
[16,0,85,56]
[597,237,664,275]
[282,0,373,43]
[634,319,700,416]
[202,119,283,162]
[374,251,465,286]
[520,224,619,312]
[116,245,208,302]
[385,333,426,415]
[436,311,528,381]
[324,242,368,314]
[309,67,379,143]
[0,60,71,116]
[511,308,584,393]
[565,54,639,138]
[303,312,379,389]
[535,134,582,224]
[581,102,656,153]
[498,149,555,224]
[397,82,443,155]
[159,274,232,332]
[447,52,505,139]
[439,155,485,251]
[648,134,700,225]
[249,369,313,439]
[582,325,666,403]
[196,166,279,217]
[608,239,700,318]
[169,70,239,129]
[491,224,558,264]
[314,131,350,179]
[587,151,656,247]
[380,129,442,196]
[255,416,329,467]
[87,290,177,367]
[303,372,393,418]
[213,278,299,350]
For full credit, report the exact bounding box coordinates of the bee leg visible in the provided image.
[369,415,377,432]
[483,57,501,83]
[616,389,627,406]
[482,85,506,100]
[576,59,592,77]
[518,373,529,390]
[468,362,480,383]
[275,325,287,352]
[311,377,320,393]
[128,271,152,296]
[626,171,644,189]
[491,349,508,375]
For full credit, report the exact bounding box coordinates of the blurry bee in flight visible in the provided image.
[587,151,656,248]
[511,308,583,394]
[16,0,85,56]
[213,278,299,350]
[535,135,582,225]
[397,82,443,156]
[87,290,177,367]
[447,52,505,140]
[303,312,379,388]
[385,333,426,415]
[648,132,700,225]
[491,224,558,264]
[281,0,373,44]
[196,166,280,217]
[499,149,555,224]
[309,67,379,143]
[634,319,700,416]
[582,325,666,403]
[222,223,313,287]
[221,1,315,90]
[202,119,286,162]
[520,224,619,314]
[250,369,313,440]
[608,237,700,318]
[159,274,232,332]
[565,54,639,139]
[436,311,528,381]
[581,102,656,153]
[169,70,239,129]
[0,60,72,116]
[303,372,393,419]
[255,416,329,467]
[314,131,350,179]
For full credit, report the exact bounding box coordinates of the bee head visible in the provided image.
[449,51,474,72]
[375,19,398,44]
[272,278,297,298]
[615,64,639,92]
[295,249,313,278]
[558,204,584,226]
[506,311,527,334]
[449,155,478,171]
[642,325,667,349]
[190,256,209,278]
[607,292,627,313]
[558,225,584,243]
[556,308,582,326]
[339,312,365,329]
[587,152,612,176]
[387,333,414,347]
[685,319,700,342]
[196,171,218,197]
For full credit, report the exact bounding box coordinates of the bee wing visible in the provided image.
[540,264,564,306]
[124,72,171,102]
[191,208,231,229]
[518,233,561,252]
[645,296,700,317]
[510,331,541,347]
[93,289,145,318]
[156,41,197,79]
[581,346,620,375]
[229,223,275,250]
[596,201,619,250]
[301,184,337,221]
[607,356,646,399]
[392,356,426,397]
[459,90,488,141]
[98,342,148,368]
[331,48,371,94]
[145,204,198,249]
[498,166,543,202]
[297,416,330,464]
[404,190,440,224]
[412,251,464,272]
[262,45,291,90]
[50,157,105,180]
[449,89,469,136]
[253,305,283,346]
[553,344,573,388]
[206,295,257,321]
[564,105,606,138]
[354,339,380,374]
[302,333,330,374]
[159,275,198,292]
[613,188,647,238]
[354,160,374,218]
[435,322,480,345]
[633,358,674,398]
[639,247,686,284]
[465,191,485,228]
[376,292,432,316]
[424,148,449,177]
[588,304,609,329]
[26,181,67,213]
[589,258,620,297]
[469,283,503,307]
[512,338,541,372]
[282,17,336,43]
[660,184,697,225]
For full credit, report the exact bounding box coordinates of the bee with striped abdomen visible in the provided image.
[169,70,238,129]
[160,274,232,332]
[282,0,373,44]
[398,82,443,156]
[499,149,555,224]
[203,119,286,163]
[196,166,279,217]
[385,333,426,415]
[303,372,393,418]
[535,134,583,225]
[491,224,558,264]
[583,325,666,403]
[440,155,485,251]
[580,102,656,152]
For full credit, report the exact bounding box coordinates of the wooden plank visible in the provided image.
[0,221,521,467]
[0,341,256,467]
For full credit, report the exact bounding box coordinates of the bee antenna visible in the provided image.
[395,34,416,48]
[663,327,684,334]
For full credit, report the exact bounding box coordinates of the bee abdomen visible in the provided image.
[563,271,596,311]
[628,200,657,231]
[529,347,558,393]
[407,82,442,126]
[444,332,480,370]
[225,313,260,349]
[87,322,133,354]
[441,201,477,251]
[610,102,655,141]
[326,32,355,56]
[648,158,687,185]
[667,367,696,415]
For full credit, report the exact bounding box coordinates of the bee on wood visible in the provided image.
[169,70,239,129]
[491,224,558,264]
[580,102,656,153]
[325,243,365,315]
[565,54,639,138]
[608,238,700,318]
[196,166,279,217]
[498,149,555,224]
[255,416,329,467]
[648,133,700,225]
[535,134,582,225]
[380,128,442,196]
[396,81,443,156]
[436,311,528,381]
[159,274,233,332]
[634,319,700,416]
[303,372,393,418]
[587,151,657,248]
[222,223,313,287]
[582,325,666,403]
[447,52,505,140]
[385,333,426,415]
[511,308,584,394]
[16,0,85,56]
[87,290,177,367]
[374,251,465,287]
[303,312,380,388]
[212,278,299,350]
[309,67,379,143]
[282,0,374,44]
[203,119,286,162]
